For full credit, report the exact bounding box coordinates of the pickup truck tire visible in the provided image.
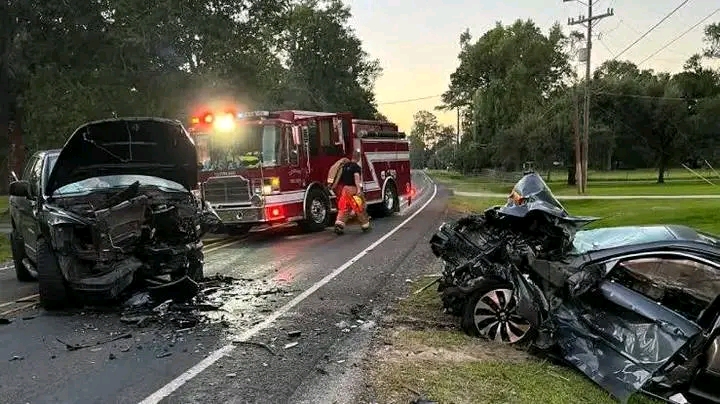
[187,249,204,281]
[10,231,34,282]
[299,188,330,233]
[36,238,70,310]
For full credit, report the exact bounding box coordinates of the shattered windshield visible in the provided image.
[506,173,565,211]
[572,226,678,254]
[53,175,186,196]
[195,124,281,171]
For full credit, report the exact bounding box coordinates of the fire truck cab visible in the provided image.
[189,109,412,235]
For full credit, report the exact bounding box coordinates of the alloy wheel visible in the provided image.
[473,288,532,344]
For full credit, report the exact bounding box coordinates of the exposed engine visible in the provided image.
[50,181,208,287]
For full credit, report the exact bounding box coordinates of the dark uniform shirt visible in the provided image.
[338,162,361,186]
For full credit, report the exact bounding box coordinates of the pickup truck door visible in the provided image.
[16,155,43,263]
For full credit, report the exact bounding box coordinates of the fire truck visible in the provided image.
[187,108,413,235]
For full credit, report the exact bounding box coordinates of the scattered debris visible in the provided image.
[226,373,237,378]
[156,352,172,359]
[287,330,302,338]
[283,342,298,349]
[108,353,116,360]
[0,318,11,325]
[9,355,24,361]
[56,333,132,352]
[232,340,277,356]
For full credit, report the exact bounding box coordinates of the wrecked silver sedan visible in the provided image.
[430,172,720,403]
[8,118,217,309]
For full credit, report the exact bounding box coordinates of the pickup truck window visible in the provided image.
[21,155,39,181]
[27,157,44,197]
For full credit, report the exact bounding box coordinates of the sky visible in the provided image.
[344,0,719,133]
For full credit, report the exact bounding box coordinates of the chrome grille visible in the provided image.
[203,176,251,204]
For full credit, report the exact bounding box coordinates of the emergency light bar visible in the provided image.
[237,111,270,119]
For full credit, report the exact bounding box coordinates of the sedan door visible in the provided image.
[556,252,719,401]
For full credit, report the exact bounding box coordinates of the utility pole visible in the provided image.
[564,0,614,193]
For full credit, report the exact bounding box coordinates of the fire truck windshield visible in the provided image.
[195,124,281,171]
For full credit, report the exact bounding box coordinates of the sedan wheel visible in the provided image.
[471,288,532,344]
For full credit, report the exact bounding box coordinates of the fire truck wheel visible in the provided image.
[377,181,399,217]
[300,188,330,233]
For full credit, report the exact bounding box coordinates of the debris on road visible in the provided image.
[231,340,277,356]
[283,341,298,349]
[0,318,11,325]
[430,171,720,403]
[9,355,24,361]
[55,332,132,351]
[287,330,302,338]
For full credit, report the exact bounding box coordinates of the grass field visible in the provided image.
[452,196,720,235]
[429,167,720,182]
[367,182,718,404]
[428,169,720,196]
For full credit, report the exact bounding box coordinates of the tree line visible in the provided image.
[0,0,383,191]
[410,19,720,183]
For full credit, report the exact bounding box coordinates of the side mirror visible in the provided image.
[9,180,31,198]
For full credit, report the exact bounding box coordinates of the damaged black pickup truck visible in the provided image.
[8,118,219,309]
[430,172,720,403]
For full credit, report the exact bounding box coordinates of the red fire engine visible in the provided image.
[187,108,413,235]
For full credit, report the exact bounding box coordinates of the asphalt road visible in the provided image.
[0,171,450,404]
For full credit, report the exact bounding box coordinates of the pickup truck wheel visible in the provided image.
[299,188,330,233]
[11,231,34,282]
[36,238,70,310]
[187,249,204,281]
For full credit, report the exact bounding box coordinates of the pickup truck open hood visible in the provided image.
[46,118,198,195]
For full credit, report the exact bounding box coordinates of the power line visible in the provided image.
[594,91,687,100]
[614,0,690,59]
[377,94,442,105]
[637,8,719,65]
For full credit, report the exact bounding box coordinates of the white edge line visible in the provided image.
[139,172,438,404]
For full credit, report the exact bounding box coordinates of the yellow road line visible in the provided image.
[204,237,246,254]
[0,294,39,309]
[0,302,38,317]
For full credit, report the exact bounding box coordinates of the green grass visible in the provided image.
[370,281,659,404]
[427,170,720,196]
[428,167,719,182]
[450,196,720,235]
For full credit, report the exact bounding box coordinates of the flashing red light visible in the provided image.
[203,113,214,124]
[191,116,200,124]
[267,206,284,220]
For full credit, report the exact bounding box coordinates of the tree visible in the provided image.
[439,19,574,171]
[279,0,381,118]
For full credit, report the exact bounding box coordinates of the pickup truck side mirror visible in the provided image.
[9,180,31,198]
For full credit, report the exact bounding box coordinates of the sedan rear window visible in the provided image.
[572,226,677,254]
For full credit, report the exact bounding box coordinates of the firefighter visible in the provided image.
[334,150,370,234]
